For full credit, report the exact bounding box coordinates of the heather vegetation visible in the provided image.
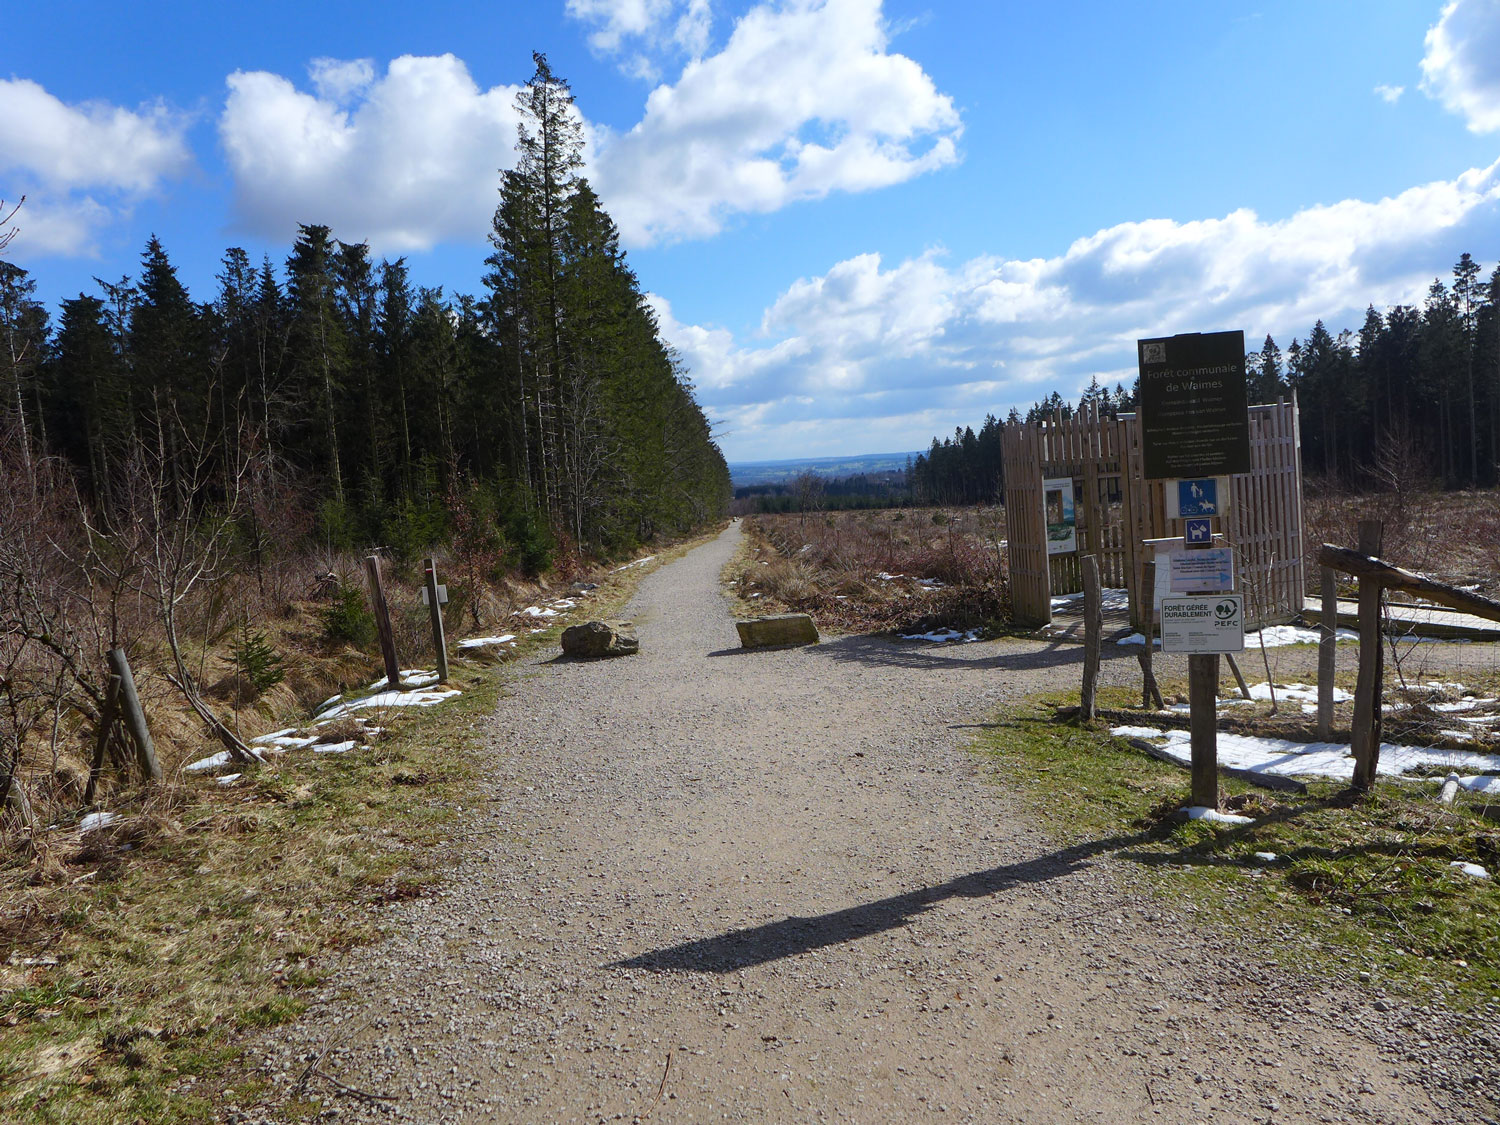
[729,508,1009,635]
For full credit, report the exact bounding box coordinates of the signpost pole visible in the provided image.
[1189,654,1220,808]
[424,556,450,685]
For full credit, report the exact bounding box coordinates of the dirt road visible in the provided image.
[258,521,1494,1123]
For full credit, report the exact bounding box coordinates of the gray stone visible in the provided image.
[735,613,819,648]
[561,621,639,659]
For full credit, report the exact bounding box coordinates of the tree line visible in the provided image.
[0,54,729,574]
[908,253,1500,504]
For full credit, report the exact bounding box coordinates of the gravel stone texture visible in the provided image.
[253,522,1500,1124]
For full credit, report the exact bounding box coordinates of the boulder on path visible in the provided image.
[561,621,639,659]
[736,613,819,649]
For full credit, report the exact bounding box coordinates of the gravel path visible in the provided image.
[255,522,1497,1124]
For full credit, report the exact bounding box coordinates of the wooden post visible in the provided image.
[2,768,35,832]
[423,557,449,684]
[1317,565,1338,740]
[84,674,122,805]
[364,554,401,689]
[1189,654,1220,808]
[1080,554,1102,721]
[107,647,161,785]
[1350,521,1385,791]
[1224,654,1253,700]
[1138,557,1164,709]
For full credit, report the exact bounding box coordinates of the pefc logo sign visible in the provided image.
[1161,594,1244,653]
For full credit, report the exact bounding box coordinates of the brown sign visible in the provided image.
[1137,330,1250,480]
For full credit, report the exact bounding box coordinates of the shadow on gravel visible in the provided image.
[800,633,1126,672]
[610,830,1155,974]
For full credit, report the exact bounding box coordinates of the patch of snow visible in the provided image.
[185,751,233,773]
[1183,806,1254,826]
[1254,851,1279,863]
[457,634,516,649]
[1111,725,1500,783]
[318,688,462,720]
[917,578,946,589]
[256,734,318,751]
[1248,625,1358,647]
[1116,633,1161,647]
[217,773,242,786]
[1248,682,1351,705]
[875,572,904,581]
[1052,587,1130,612]
[253,728,297,743]
[318,694,342,711]
[550,598,577,610]
[1112,725,1171,740]
[79,811,117,832]
[1453,775,1500,795]
[1432,697,1498,712]
[313,740,357,754]
[612,555,656,572]
[900,627,981,644]
[1449,861,1490,880]
[521,606,558,618]
[367,670,440,689]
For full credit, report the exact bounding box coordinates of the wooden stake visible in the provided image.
[83,674,122,805]
[1080,554,1102,721]
[1189,653,1220,808]
[1138,557,1164,709]
[1317,565,1338,740]
[107,647,160,785]
[423,557,449,685]
[1350,521,1385,791]
[364,555,401,689]
[1224,654,1253,700]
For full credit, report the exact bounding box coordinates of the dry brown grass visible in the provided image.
[1302,482,1500,592]
[732,508,1010,634]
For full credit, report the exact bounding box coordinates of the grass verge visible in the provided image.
[976,686,1500,1012]
[0,527,725,1124]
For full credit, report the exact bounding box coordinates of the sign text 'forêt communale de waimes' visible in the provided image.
[1137,330,1252,481]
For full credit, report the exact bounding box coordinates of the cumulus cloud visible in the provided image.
[219,54,523,250]
[566,0,713,77]
[660,161,1500,459]
[1421,0,1500,132]
[1374,83,1405,103]
[591,0,962,244]
[0,78,192,256]
[217,4,959,252]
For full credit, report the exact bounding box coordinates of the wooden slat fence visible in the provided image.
[1004,396,1304,631]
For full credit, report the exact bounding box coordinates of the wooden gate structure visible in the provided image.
[1003,398,1304,631]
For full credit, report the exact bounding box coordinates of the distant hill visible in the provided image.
[728,452,919,488]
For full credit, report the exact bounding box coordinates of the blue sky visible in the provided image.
[6,1,1500,461]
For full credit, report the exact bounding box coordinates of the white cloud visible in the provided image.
[566,0,713,77]
[308,57,376,103]
[219,55,523,251]
[1421,0,1500,132]
[0,78,192,256]
[661,160,1500,459]
[591,0,962,244]
[217,5,960,252]
[1374,83,1405,103]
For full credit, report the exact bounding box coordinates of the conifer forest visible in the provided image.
[0,55,730,571]
[909,254,1500,506]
